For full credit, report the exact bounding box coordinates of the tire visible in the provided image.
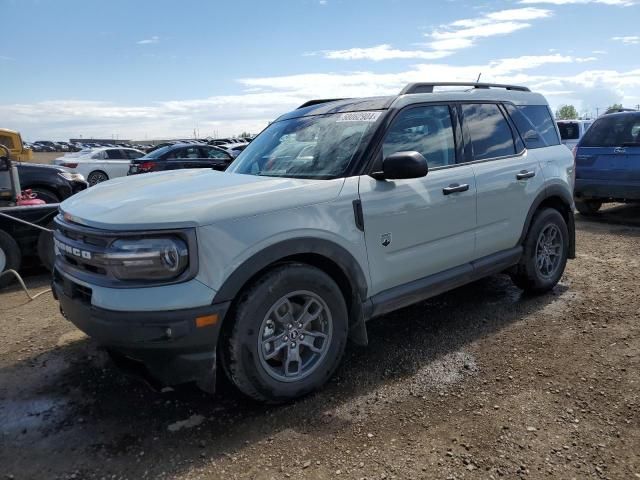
[575,199,602,216]
[37,222,55,272]
[510,208,569,293]
[221,263,348,403]
[29,187,60,204]
[87,171,109,186]
[0,229,22,288]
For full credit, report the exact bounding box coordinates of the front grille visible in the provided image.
[54,215,113,278]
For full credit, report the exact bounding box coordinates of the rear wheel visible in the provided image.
[0,230,22,288]
[221,263,348,403]
[87,170,109,186]
[575,199,602,216]
[29,187,60,204]
[510,208,569,293]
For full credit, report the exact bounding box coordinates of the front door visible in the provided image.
[358,104,477,297]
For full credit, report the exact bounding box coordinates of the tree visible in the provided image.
[555,105,579,120]
[605,103,624,114]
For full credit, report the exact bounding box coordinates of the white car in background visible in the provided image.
[54,147,145,185]
[557,120,593,150]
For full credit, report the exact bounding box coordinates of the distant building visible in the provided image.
[69,138,131,144]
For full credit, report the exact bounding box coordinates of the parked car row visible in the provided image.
[54,143,234,185]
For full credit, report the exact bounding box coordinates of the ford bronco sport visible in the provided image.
[52,82,576,403]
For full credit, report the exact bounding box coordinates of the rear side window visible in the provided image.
[558,122,580,140]
[462,103,515,160]
[517,105,560,146]
[106,149,124,159]
[581,114,640,147]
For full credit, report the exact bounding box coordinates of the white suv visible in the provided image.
[52,82,576,403]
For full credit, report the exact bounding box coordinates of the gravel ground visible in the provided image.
[0,205,638,480]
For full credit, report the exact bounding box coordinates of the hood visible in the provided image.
[60,169,345,230]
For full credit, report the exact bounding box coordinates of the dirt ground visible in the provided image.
[1,205,639,480]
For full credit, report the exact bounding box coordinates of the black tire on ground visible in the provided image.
[575,199,602,216]
[87,171,109,186]
[510,208,569,293]
[37,222,55,271]
[220,263,348,403]
[29,187,60,204]
[0,229,22,288]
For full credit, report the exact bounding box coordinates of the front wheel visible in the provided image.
[510,208,569,293]
[221,263,348,403]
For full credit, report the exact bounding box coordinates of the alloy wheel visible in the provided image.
[535,223,563,279]
[258,290,333,382]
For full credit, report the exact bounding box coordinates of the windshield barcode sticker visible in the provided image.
[336,111,381,122]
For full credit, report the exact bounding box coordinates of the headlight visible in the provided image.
[59,172,85,182]
[103,237,189,280]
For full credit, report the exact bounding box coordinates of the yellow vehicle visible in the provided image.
[0,128,33,162]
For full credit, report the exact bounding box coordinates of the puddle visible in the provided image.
[0,396,70,435]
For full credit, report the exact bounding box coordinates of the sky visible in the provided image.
[1,0,639,141]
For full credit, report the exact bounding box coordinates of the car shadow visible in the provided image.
[577,203,640,229]
[0,274,571,479]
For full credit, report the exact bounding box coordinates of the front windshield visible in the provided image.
[227,111,382,179]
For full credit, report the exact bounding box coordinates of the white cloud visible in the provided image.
[427,7,553,50]
[520,0,635,5]
[323,44,453,61]
[321,7,552,62]
[4,54,638,140]
[612,35,640,44]
[137,36,160,45]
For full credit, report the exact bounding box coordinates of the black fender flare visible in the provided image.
[212,237,370,345]
[518,185,576,259]
[212,237,369,304]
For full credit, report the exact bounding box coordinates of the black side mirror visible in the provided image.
[371,151,429,180]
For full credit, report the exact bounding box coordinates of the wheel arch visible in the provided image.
[519,186,576,259]
[20,183,62,201]
[213,238,370,345]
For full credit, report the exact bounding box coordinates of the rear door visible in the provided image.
[103,149,131,178]
[576,114,640,182]
[463,103,546,258]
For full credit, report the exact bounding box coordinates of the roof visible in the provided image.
[276,83,548,122]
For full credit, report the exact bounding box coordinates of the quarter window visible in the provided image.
[462,104,516,160]
[517,105,560,146]
[382,105,456,168]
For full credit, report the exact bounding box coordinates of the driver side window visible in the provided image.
[383,105,456,168]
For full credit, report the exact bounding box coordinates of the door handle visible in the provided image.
[516,170,536,180]
[443,183,470,195]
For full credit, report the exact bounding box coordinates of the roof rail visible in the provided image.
[399,82,530,95]
[297,98,347,109]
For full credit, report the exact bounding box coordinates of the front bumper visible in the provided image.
[52,270,230,392]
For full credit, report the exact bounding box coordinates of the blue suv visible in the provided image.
[574,111,640,215]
